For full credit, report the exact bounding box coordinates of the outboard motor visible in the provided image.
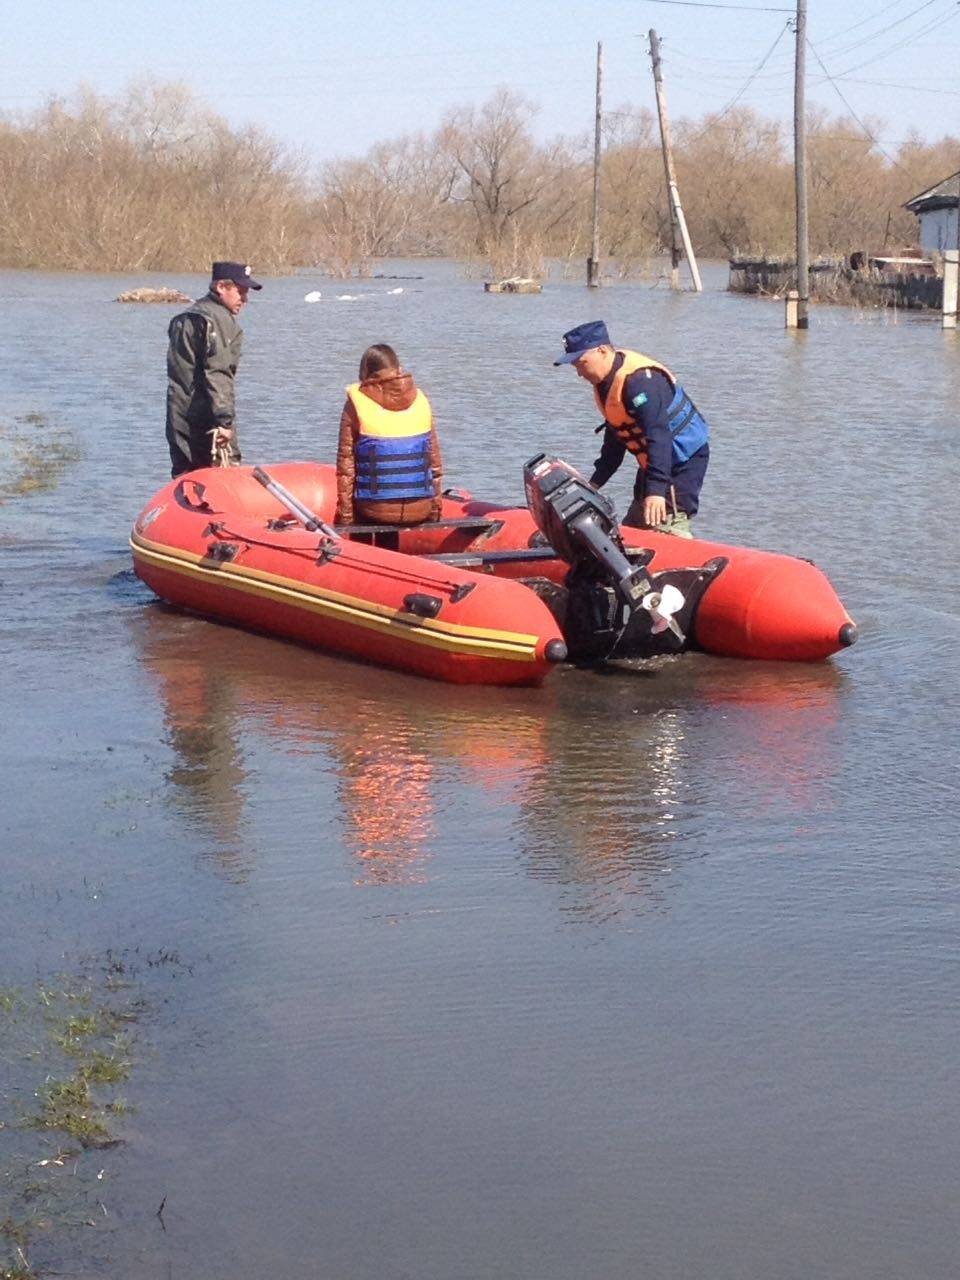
[522,454,726,661]
[523,453,654,612]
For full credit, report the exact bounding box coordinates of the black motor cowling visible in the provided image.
[523,454,654,610]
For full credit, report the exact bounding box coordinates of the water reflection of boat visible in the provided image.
[131,459,856,687]
[517,657,848,919]
[135,609,845,910]
[134,620,549,886]
[696,659,847,815]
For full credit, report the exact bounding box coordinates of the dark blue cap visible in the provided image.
[212,261,263,290]
[554,320,611,365]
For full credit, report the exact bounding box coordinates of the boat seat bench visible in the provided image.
[423,547,560,567]
[334,516,499,535]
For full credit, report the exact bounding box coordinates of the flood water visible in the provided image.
[1,260,958,1279]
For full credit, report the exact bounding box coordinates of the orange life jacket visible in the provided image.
[593,350,678,466]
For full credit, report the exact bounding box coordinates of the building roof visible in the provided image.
[904,171,960,214]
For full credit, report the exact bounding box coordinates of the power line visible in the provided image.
[815,0,920,46]
[806,37,916,176]
[641,0,794,11]
[836,75,960,97]
[681,20,792,136]
[661,0,958,80]
[661,42,793,67]
[818,0,948,61]
[835,3,960,76]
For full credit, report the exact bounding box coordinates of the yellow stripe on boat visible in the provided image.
[130,532,541,663]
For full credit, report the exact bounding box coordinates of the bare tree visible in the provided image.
[436,89,570,277]
[311,136,451,276]
[596,107,663,276]
[675,107,791,257]
[2,79,960,273]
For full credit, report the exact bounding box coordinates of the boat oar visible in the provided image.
[253,467,340,540]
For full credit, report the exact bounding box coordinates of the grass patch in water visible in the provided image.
[1,948,196,1277]
[52,1007,129,1057]
[77,1049,131,1086]
[0,966,144,1277]
[27,1077,113,1149]
[0,413,82,503]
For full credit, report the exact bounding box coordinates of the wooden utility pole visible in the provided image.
[793,0,810,328]
[649,29,702,292]
[588,41,602,288]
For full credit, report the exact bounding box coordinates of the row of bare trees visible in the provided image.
[0,82,309,271]
[1,80,957,277]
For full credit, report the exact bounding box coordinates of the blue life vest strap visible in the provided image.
[355,433,433,500]
[666,385,710,463]
[668,391,697,437]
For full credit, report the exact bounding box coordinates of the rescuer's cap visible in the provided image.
[211,261,263,290]
[554,319,611,364]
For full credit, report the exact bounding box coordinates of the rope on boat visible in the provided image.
[208,428,236,469]
[206,519,467,596]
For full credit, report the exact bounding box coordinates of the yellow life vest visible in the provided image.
[346,384,432,438]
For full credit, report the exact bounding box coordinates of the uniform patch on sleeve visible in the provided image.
[631,392,648,408]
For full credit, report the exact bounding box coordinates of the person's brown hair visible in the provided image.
[359,343,400,381]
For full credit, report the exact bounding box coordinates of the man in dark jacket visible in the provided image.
[554,320,710,537]
[165,261,263,477]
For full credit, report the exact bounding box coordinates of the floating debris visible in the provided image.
[303,290,323,303]
[483,277,543,294]
[116,287,192,304]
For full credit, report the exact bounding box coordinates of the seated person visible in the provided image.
[336,344,443,527]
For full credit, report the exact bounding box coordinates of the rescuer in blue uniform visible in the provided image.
[554,320,710,537]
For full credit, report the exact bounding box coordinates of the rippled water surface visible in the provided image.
[1,262,958,1279]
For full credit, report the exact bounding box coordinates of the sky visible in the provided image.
[1,0,958,168]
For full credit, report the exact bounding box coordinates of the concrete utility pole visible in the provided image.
[649,29,702,292]
[588,41,602,288]
[792,0,810,328]
[942,172,960,329]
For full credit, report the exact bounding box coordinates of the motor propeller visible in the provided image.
[642,583,686,640]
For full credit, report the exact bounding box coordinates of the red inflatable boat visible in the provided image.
[130,457,856,686]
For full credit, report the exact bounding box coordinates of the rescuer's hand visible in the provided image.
[211,425,234,444]
[643,494,668,528]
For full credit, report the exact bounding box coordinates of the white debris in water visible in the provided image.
[303,290,322,303]
[336,294,358,301]
[387,287,404,294]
